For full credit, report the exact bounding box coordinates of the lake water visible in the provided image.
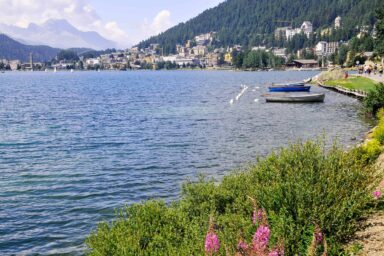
[0,71,370,255]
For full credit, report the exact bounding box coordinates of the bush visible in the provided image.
[86,140,381,255]
[372,108,384,144]
[363,83,384,116]
[358,139,383,164]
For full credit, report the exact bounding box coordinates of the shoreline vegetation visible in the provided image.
[86,74,384,255]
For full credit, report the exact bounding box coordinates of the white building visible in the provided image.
[272,48,287,58]
[9,60,20,71]
[286,21,313,39]
[286,28,302,39]
[335,16,342,29]
[85,58,100,66]
[252,46,267,51]
[301,21,313,37]
[194,32,215,45]
[315,41,339,56]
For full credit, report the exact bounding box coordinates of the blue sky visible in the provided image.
[0,0,225,47]
[89,0,224,43]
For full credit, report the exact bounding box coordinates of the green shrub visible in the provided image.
[86,140,381,255]
[363,83,384,116]
[372,108,384,144]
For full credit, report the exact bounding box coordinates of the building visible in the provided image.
[85,58,100,67]
[224,52,233,64]
[301,21,313,37]
[286,28,302,39]
[292,59,319,68]
[285,21,313,39]
[9,60,21,71]
[252,46,267,51]
[315,41,339,56]
[274,27,290,39]
[272,48,287,59]
[335,16,342,29]
[192,45,208,56]
[194,32,215,45]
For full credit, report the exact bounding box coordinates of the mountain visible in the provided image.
[0,34,60,62]
[0,19,116,50]
[138,0,383,54]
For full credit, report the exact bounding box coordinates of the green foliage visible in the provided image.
[87,140,381,255]
[138,0,382,54]
[364,83,384,115]
[56,50,79,61]
[372,108,384,144]
[375,5,384,56]
[241,50,284,69]
[356,139,383,164]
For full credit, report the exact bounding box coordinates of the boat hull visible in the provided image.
[268,86,311,92]
[273,82,305,87]
[265,93,325,103]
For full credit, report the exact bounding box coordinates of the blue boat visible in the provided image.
[268,85,311,92]
[273,82,305,87]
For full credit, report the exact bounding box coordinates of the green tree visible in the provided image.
[375,5,384,58]
[56,50,79,61]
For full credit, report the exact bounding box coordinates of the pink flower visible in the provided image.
[238,240,249,251]
[268,250,279,256]
[258,209,265,222]
[252,210,257,225]
[253,225,271,253]
[314,230,323,243]
[205,232,220,254]
[373,190,382,200]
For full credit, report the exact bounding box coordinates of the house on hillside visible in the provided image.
[301,21,313,37]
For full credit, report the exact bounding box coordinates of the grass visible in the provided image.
[324,76,378,93]
[86,139,383,256]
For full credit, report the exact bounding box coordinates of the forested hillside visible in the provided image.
[0,34,60,62]
[138,0,383,54]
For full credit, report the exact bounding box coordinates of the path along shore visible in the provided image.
[329,74,384,255]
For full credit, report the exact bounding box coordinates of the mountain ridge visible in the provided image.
[0,19,116,50]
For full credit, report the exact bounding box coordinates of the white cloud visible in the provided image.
[141,10,173,39]
[0,0,131,47]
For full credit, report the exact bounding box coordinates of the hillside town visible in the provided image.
[0,16,381,72]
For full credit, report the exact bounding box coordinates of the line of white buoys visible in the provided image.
[235,84,248,101]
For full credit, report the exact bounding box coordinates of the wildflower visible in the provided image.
[252,210,257,225]
[314,226,323,244]
[237,240,249,251]
[205,217,220,254]
[205,232,220,254]
[373,190,382,200]
[258,209,265,222]
[253,225,271,253]
[268,250,279,256]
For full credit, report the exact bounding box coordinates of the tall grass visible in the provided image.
[86,140,382,255]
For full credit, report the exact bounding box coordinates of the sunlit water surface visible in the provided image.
[0,71,370,255]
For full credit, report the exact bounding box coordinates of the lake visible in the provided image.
[0,70,370,255]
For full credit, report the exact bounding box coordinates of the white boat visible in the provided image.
[54,67,57,73]
[265,93,325,103]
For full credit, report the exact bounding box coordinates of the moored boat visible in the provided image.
[273,81,305,87]
[264,93,325,103]
[268,85,311,92]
